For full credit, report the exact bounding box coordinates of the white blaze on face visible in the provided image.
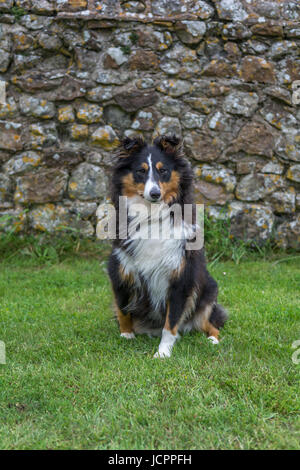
[143,153,160,201]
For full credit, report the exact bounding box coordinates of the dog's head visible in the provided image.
[112,135,193,205]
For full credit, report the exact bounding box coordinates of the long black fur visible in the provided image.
[108,135,228,338]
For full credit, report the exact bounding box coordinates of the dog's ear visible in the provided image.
[118,136,145,158]
[153,134,181,154]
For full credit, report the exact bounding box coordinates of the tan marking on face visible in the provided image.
[156,161,163,170]
[141,162,148,170]
[122,173,145,197]
[159,170,180,204]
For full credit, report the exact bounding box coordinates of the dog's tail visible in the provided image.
[209,304,228,329]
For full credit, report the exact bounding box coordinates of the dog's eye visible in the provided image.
[136,168,146,175]
[159,168,167,175]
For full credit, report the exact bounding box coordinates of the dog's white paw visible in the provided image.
[208,336,219,345]
[153,350,171,359]
[120,332,135,339]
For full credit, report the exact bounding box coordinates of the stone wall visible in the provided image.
[0,0,299,248]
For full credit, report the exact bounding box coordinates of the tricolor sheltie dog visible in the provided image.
[108,135,227,358]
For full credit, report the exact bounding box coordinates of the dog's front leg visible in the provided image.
[154,287,185,358]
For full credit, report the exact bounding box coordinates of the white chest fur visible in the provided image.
[115,197,191,311]
[115,237,183,311]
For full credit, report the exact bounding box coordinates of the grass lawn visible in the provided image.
[0,254,299,450]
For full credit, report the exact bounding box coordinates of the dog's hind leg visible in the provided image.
[206,303,228,344]
[193,304,220,344]
[203,312,220,344]
[116,306,135,339]
[193,275,227,344]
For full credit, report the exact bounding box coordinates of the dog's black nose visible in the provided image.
[150,188,161,200]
